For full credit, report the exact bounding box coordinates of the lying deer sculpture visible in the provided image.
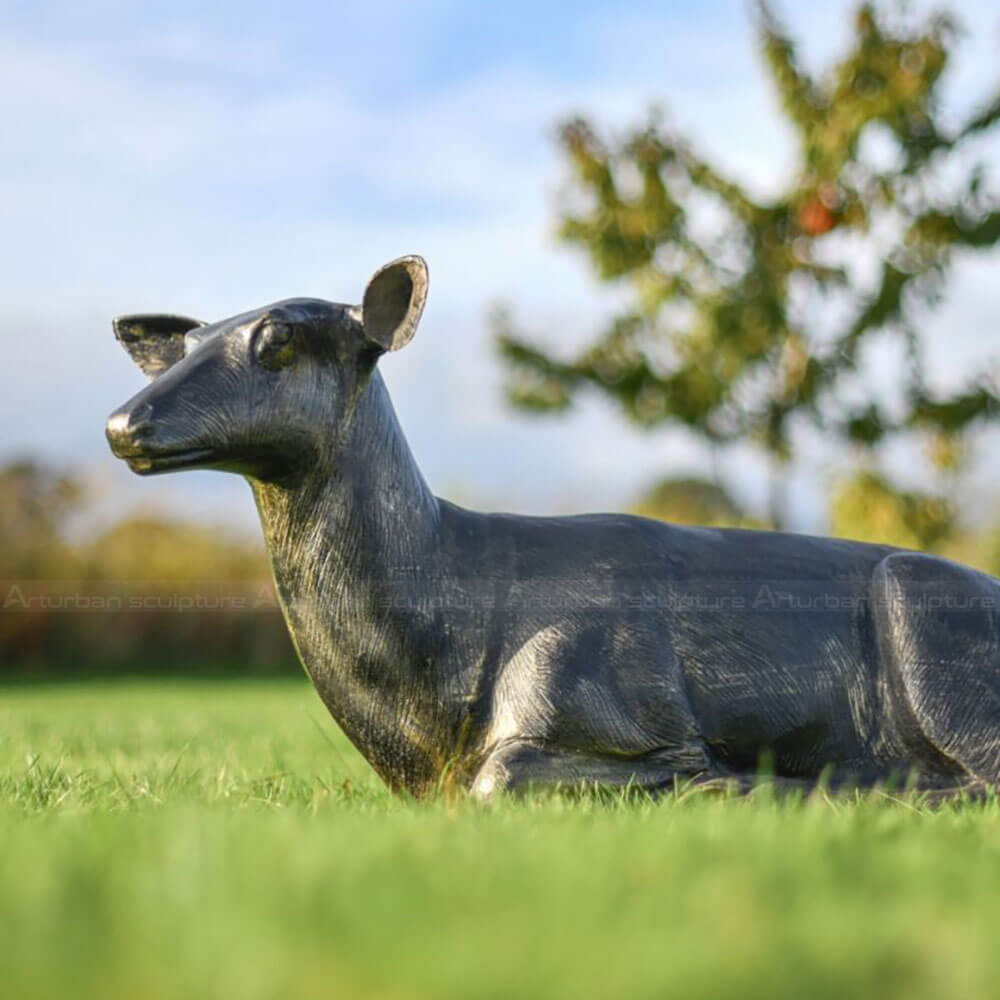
[107,255,1000,798]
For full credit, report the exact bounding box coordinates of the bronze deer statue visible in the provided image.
[107,255,1000,798]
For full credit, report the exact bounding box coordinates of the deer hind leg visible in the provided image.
[469,740,707,799]
[874,552,1000,787]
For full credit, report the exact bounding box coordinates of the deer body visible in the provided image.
[108,256,1000,797]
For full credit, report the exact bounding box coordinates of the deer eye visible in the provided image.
[254,322,296,371]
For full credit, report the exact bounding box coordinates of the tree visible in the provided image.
[630,476,754,528]
[0,459,290,678]
[0,459,84,577]
[496,2,1000,528]
[829,469,953,550]
[88,516,267,582]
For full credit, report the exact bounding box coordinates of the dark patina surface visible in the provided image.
[107,256,1000,797]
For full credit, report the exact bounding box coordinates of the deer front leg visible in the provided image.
[470,739,703,799]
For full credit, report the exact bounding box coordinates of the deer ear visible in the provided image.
[361,255,428,353]
[113,314,206,378]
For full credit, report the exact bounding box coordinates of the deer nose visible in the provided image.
[105,402,154,455]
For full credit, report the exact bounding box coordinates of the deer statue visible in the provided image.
[107,255,1000,798]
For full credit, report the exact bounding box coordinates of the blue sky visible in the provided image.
[2,0,998,532]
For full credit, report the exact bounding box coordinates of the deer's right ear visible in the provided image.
[112,314,206,379]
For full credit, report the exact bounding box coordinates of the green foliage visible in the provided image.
[0,460,295,677]
[830,469,954,550]
[630,475,764,528]
[0,459,84,578]
[5,681,1000,999]
[497,2,1000,524]
[87,515,268,582]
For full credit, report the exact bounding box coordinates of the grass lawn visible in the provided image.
[2,679,1000,999]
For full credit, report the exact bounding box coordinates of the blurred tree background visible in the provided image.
[497,0,1000,544]
[0,460,297,678]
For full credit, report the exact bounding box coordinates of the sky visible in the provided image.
[1,0,998,534]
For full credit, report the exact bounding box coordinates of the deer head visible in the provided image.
[106,256,428,483]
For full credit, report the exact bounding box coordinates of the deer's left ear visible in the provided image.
[113,314,206,379]
[361,255,428,353]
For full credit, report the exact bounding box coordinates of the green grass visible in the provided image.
[3,680,1000,999]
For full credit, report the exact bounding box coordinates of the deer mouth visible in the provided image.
[123,448,219,475]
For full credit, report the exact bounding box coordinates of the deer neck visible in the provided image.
[250,370,450,792]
